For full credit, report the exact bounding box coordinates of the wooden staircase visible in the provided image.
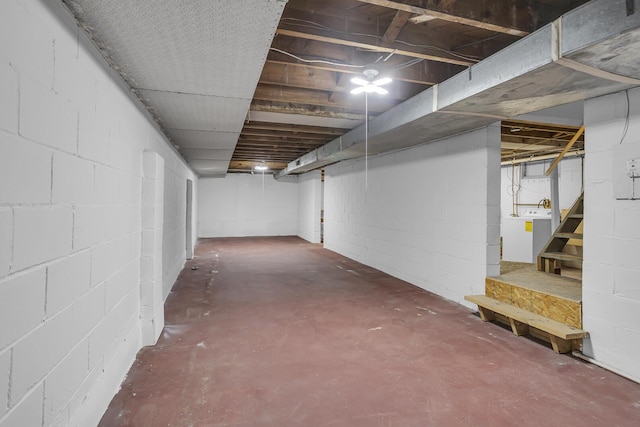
[538,193,584,274]
[464,192,588,354]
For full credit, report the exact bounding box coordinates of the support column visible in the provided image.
[140,151,165,346]
[550,167,560,232]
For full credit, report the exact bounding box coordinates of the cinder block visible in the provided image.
[615,205,640,240]
[73,205,108,250]
[19,76,78,153]
[93,164,121,205]
[0,208,11,279]
[582,261,615,293]
[52,20,97,110]
[46,250,91,317]
[88,315,114,371]
[73,283,105,343]
[613,238,640,270]
[67,360,104,424]
[582,309,618,351]
[122,172,141,206]
[0,268,46,350]
[613,266,640,302]
[90,241,118,288]
[91,234,138,289]
[613,327,640,368]
[0,61,19,133]
[11,306,73,404]
[105,260,139,314]
[0,348,10,418]
[13,206,73,271]
[0,0,54,86]
[78,107,110,163]
[0,134,52,204]
[52,152,94,205]
[43,339,88,426]
[584,235,615,267]
[1,383,44,427]
[48,404,70,427]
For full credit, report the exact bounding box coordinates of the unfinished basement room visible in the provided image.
[2,0,640,426]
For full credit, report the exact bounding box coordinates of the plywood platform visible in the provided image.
[487,263,582,328]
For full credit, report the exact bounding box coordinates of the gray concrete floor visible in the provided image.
[99,237,640,426]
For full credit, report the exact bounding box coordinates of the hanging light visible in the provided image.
[350,69,392,95]
[350,68,391,188]
[254,164,268,171]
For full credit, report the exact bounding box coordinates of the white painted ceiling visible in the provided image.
[63,0,287,177]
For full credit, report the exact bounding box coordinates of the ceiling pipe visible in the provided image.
[276,0,640,179]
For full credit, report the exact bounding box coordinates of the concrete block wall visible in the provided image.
[297,170,322,244]
[500,157,583,219]
[583,88,640,381]
[0,1,197,426]
[324,126,501,305]
[198,174,298,238]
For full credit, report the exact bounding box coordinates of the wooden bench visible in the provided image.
[464,295,589,353]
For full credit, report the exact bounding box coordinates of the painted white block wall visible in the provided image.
[324,126,501,305]
[198,174,298,238]
[500,157,583,218]
[297,170,322,244]
[582,88,640,382]
[0,1,197,426]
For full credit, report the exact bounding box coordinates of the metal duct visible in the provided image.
[276,0,640,178]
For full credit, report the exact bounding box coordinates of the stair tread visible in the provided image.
[568,213,584,218]
[540,251,582,262]
[555,232,583,239]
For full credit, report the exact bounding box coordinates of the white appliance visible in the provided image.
[501,209,552,263]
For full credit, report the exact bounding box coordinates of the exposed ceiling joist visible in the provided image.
[382,10,412,43]
[242,121,347,136]
[259,62,424,99]
[275,29,474,66]
[253,84,399,113]
[354,0,531,36]
[250,100,368,121]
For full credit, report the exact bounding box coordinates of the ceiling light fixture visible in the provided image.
[350,69,392,95]
[254,164,268,171]
[350,69,391,188]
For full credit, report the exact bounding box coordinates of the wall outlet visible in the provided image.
[627,158,639,178]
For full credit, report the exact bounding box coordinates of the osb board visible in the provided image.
[496,267,581,302]
[531,291,581,328]
[486,266,583,329]
[512,286,533,311]
[485,278,511,303]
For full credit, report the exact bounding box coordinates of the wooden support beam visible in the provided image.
[355,0,530,36]
[250,100,368,121]
[253,84,398,113]
[242,122,347,137]
[549,335,572,353]
[329,72,351,103]
[276,29,473,66]
[266,57,443,86]
[545,125,585,176]
[478,306,495,322]
[268,37,465,85]
[382,10,411,44]
[509,318,529,336]
[259,62,421,101]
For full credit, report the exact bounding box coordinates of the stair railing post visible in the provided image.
[550,167,560,232]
